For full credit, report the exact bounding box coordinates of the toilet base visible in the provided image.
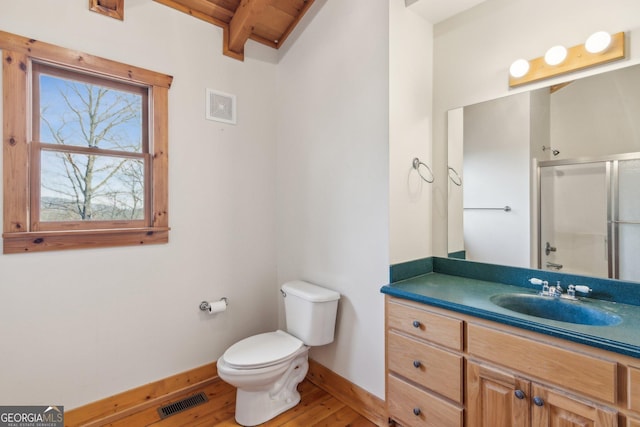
[234,354,309,426]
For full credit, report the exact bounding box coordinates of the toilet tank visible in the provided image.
[281,280,340,346]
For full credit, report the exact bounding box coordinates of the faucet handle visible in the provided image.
[530,278,550,295]
[566,284,591,300]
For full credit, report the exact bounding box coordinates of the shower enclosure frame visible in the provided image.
[537,151,640,279]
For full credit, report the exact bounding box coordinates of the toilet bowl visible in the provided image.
[217,330,310,426]
[217,281,340,426]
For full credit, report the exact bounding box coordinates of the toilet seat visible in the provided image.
[222,330,303,369]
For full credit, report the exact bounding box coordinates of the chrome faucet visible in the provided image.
[546,261,563,270]
[548,281,563,297]
[529,278,562,298]
[529,278,593,299]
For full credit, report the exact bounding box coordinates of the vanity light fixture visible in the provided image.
[509,31,625,88]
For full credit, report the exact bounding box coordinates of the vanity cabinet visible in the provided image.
[384,296,639,427]
[386,298,464,426]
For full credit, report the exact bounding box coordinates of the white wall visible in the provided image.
[0,0,280,409]
[432,0,640,256]
[551,66,640,159]
[389,0,434,264]
[275,0,389,399]
[462,92,531,267]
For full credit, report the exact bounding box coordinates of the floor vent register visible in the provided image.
[157,392,209,419]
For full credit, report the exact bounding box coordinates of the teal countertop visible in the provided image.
[381,257,640,359]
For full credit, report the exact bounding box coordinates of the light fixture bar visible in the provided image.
[509,31,625,88]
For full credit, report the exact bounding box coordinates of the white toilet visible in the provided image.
[217,280,340,426]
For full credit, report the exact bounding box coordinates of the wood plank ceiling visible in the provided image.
[153,0,315,61]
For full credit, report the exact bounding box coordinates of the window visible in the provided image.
[1,30,173,253]
[34,63,149,228]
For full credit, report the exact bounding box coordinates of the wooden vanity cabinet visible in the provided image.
[386,298,464,426]
[385,296,631,427]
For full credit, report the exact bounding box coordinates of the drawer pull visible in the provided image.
[413,360,421,368]
[413,408,421,416]
[412,320,421,328]
[514,389,526,400]
[533,396,544,407]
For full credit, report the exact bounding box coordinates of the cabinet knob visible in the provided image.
[413,360,421,368]
[412,320,421,328]
[514,389,526,400]
[533,396,544,407]
[413,408,421,416]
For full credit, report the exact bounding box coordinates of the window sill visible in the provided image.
[2,227,169,254]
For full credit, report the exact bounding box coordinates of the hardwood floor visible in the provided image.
[104,378,378,427]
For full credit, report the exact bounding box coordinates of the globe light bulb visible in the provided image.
[544,45,567,66]
[509,59,530,78]
[585,31,612,54]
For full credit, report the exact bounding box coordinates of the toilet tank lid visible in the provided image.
[281,281,340,302]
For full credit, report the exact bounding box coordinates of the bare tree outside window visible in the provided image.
[2,31,171,253]
[37,70,147,222]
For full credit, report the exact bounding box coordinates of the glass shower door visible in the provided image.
[539,162,608,278]
[615,158,640,280]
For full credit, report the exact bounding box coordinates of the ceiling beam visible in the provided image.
[225,0,273,59]
[153,0,229,27]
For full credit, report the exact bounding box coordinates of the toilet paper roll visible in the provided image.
[207,300,227,314]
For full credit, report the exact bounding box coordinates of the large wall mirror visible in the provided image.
[448,63,640,282]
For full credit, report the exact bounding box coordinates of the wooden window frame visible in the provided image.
[89,0,125,21]
[1,30,173,253]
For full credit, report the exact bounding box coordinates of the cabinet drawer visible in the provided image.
[387,374,463,427]
[467,323,617,404]
[387,331,462,403]
[629,366,640,413]
[387,300,463,351]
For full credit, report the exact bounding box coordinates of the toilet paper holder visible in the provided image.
[199,297,228,312]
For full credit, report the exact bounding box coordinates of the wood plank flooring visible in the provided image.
[104,378,378,426]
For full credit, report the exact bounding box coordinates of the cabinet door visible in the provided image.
[530,383,617,427]
[467,360,530,427]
